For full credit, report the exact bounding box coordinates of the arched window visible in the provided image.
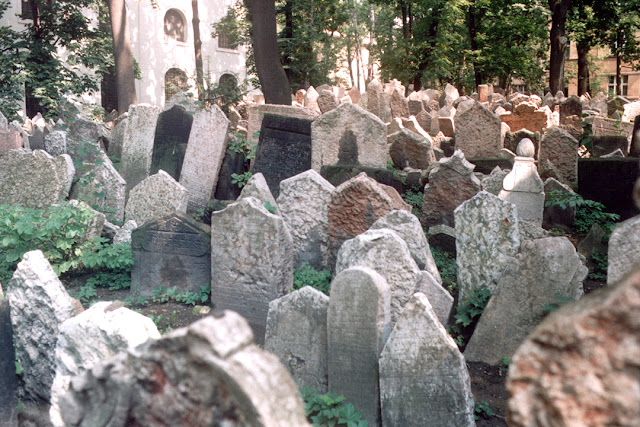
[219,73,238,91]
[165,68,189,101]
[164,9,187,42]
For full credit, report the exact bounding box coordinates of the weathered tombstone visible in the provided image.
[503,128,541,158]
[124,170,189,226]
[0,149,74,209]
[237,172,278,208]
[607,215,640,285]
[454,101,502,158]
[7,251,76,404]
[481,166,510,195]
[559,95,583,124]
[44,130,67,156]
[57,312,310,426]
[252,113,313,199]
[414,271,453,325]
[388,128,436,170]
[455,191,520,305]
[336,228,421,325]
[421,150,481,230]
[49,302,160,427]
[438,116,455,137]
[607,95,629,118]
[304,86,320,112]
[622,100,640,123]
[0,129,23,154]
[131,213,211,296]
[379,293,475,427]
[347,86,361,105]
[507,263,640,427]
[247,104,320,144]
[366,78,384,118]
[264,286,329,393]
[318,89,339,113]
[543,177,576,229]
[150,104,193,181]
[179,105,229,211]
[164,92,199,113]
[632,114,640,157]
[464,237,586,364]
[311,103,387,172]
[439,83,459,107]
[498,138,545,226]
[0,296,18,426]
[120,104,161,191]
[276,169,335,270]
[328,172,410,266]
[210,197,293,344]
[108,114,127,160]
[389,87,409,118]
[539,126,579,184]
[478,84,489,102]
[328,267,391,427]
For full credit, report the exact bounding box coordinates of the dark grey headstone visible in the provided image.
[252,113,313,198]
[591,135,629,157]
[131,213,211,296]
[214,147,247,201]
[0,298,19,426]
[150,105,193,180]
[630,115,640,157]
[320,165,393,188]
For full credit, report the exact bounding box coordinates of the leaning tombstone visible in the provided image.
[539,126,579,185]
[388,128,436,170]
[0,294,18,426]
[379,293,475,427]
[414,271,453,325]
[454,101,502,158]
[150,104,193,181]
[237,172,278,208]
[120,104,161,191]
[607,215,640,285]
[124,170,189,226]
[328,267,391,427]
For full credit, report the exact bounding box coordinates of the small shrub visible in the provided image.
[402,186,423,218]
[474,401,494,420]
[431,247,458,294]
[498,356,510,375]
[293,263,332,295]
[588,249,608,281]
[545,191,619,236]
[300,386,368,427]
[231,171,253,188]
[449,287,492,349]
[150,284,210,306]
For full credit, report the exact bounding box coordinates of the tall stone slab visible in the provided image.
[454,101,502,158]
[0,149,74,209]
[421,150,481,229]
[607,215,640,285]
[125,170,189,226]
[507,264,640,427]
[120,104,161,191]
[336,229,421,326]
[328,172,410,266]
[559,95,583,124]
[150,104,193,181]
[179,105,229,211]
[264,286,329,393]
[388,128,436,170]
[0,297,18,426]
[455,191,520,305]
[539,126,579,184]
[210,197,294,344]
[464,237,587,364]
[379,293,475,427]
[276,169,335,270]
[328,267,391,427]
[252,113,313,198]
[57,312,310,427]
[247,104,320,144]
[6,251,76,403]
[414,271,453,326]
[108,115,127,160]
[238,172,278,208]
[44,130,67,156]
[131,214,211,296]
[49,302,160,427]
[365,78,384,119]
[311,103,387,172]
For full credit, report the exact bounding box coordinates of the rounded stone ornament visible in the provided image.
[516,138,535,157]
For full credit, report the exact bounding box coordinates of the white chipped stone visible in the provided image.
[608,216,640,286]
[238,172,278,209]
[120,104,161,191]
[125,170,188,226]
[44,130,67,156]
[414,271,453,325]
[113,220,138,245]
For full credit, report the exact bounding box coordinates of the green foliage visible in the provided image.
[198,71,249,115]
[498,356,510,374]
[81,238,134,290]
[588,249,608,281]
[541,295,575,314]
[124,294,150,308]
[70,283,98,305]
[293,262,332,295]
[147,311,177,335]
[402,187,423,218]
[150,284,211,306]
[455,288,491,327]
[579,114,594,154]
[431,247,458,294]
[300,386,368,427]
[227,131,257,160]
[231,171,253,188]
[0,1,25,121]
[545,191,620,236]
[264,202,277,214]
[474,401,494,420]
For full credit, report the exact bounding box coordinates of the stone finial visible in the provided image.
[516,138,535,157]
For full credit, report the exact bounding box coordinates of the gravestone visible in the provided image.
[0,297,18,426]
[607,216,640,285]
[379,293,475,427]
[504,128,541,158]
[210,197,293,344]
[108,115,127,160]
[247,104,319,144]
[252,113,313,199]
[389,87,409,118]
[264,286,329,393]
[0,130,22,154]
[622,100,640,123]
[366,78,384,118]
[56,312,310,426]
[179,105,229,211]
[454,101,502,158]
[238,172,278,208]
[150,104,193,181]
[543,178,575,229]
[120,104,161,191]
[318,89,339,113]
[44,130,67,156]
[632,115,640,157]
[276,169,335,270]
[414,271,453,325]
[328,267,391,427]
[481,166,510,195]
[131,214,211,296]
[455,191,520,306]
[539,126,579,184]
[388,128,436,170]
[559,95,583,124]
[311,103,387,172]
[125,170,189,226]
[464,237,586,364]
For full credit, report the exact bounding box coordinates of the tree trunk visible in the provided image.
[246,0,291,105]
[576,38,589,96]
[615,30,622,96]
[192,0,204,97]
[548,0,572,95]
[467,7,483,89]
[106,0,137,115]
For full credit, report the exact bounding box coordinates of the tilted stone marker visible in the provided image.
[210,197,293,344]
[379,293,475,427]
[539,126,579,184]
[414,271,453,325]
[0,296,18,426]
[276,169,335,270]
[265,286,329,393]
[311,103,387,172]
[44,130,67,156]
[125,170,189,226]
[120,104,161,191]
[252,113,314,199]
[607,215,640,285]
[388,128,436,170]
[247,104,320,144]
[238,172,278,208]
[454,101,502,158]
[150,104,193,181]
[131,213,211,296]
[179,105,229,211]
[328,267,391,427]
[57,312,310,426]
[464,237,587,364]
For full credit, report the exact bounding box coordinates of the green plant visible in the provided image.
[264,201,277,214]
[431,247,458,294]
[541,295,575,315]
[124,294,149,308]
[80,238,134,291]
[300,387,367,427]
[293,263,332,295]
[545,191,620,236]
[588,249,608,281]
[227,131,257,160]
[148,311,177,334]
[231,171,253,188]
[455,288,491,327]
[498,356,510,375]
[474,401,494,420]
[150,284,211,306]
[70,283,98,305]
[579,113,594,156]
[402,186,423,218]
